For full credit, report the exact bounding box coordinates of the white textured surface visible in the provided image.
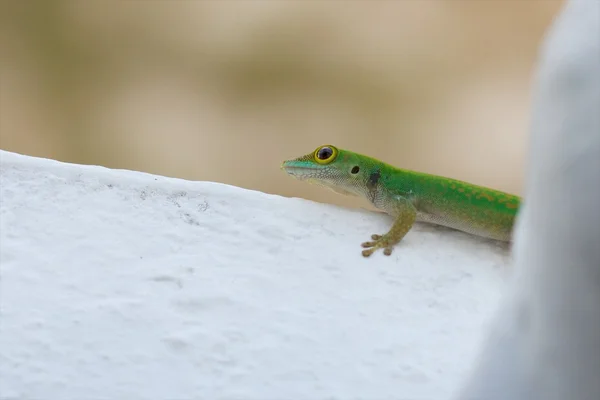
[0,150,510,400]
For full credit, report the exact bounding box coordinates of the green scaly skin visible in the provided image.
[281,144,521,257]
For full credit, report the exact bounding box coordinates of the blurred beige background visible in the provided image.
[1,0,563,209]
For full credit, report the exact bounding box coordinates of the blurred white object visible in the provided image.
[456,0,600,399]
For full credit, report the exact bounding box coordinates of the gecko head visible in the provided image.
[281,144,375,197]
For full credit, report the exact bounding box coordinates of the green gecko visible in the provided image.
[281,144,521,257]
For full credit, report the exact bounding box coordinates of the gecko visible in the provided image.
[281,144,521,257]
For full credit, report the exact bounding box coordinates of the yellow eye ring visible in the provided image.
[313,145,338,165]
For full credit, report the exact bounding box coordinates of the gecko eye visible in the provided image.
[351,166,360,174]
[317,146,333,160]
[314,145,338,165]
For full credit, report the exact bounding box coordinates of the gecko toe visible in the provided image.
[361,248,375,257]
[383,247,393,256]
[362,234,383,247]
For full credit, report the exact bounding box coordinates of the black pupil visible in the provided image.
[317,147,333,160]
[351,166,360,174]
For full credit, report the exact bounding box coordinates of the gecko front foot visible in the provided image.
[359,200,416,257]
[361,234,394,257]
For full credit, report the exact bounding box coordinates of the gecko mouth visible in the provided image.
[282,169,313,180]
[281,162,356,196]
[280,162,322,178]
[281,161,323,184]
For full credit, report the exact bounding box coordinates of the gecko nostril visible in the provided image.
[351,166,360,174]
